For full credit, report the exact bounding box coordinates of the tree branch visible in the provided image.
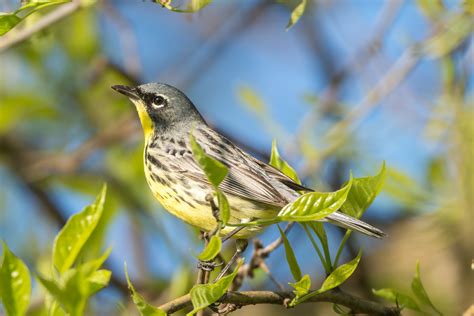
[159,290,400,315]
[0,0,83,53]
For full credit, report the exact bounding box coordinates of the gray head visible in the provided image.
[112,83,204,135]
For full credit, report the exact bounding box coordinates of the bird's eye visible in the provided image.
[152,95,167,108]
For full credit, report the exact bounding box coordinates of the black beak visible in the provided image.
[111,85,139,100]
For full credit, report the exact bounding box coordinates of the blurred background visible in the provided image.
[0,0,472,315]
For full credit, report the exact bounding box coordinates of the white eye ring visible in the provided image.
[151,95,168,109]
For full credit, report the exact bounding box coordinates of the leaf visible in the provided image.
[188,260,243,315]
[216,189,230,226]
[160,0,212,13]
[0,14,21,36]
[341,162,386,218]
[286,0,307,30]
[277,177,352,221]
[53,184,107,273]
[237,86,266,115]
[190,132,228,187]
[416,0,444,20]
[197,236,222,262]
[319,251,361,293]
[125,263,166,316]
[372,288,421,311]
[289,274,311,299]
[411,261,442,315]
[0,242,31,316]
[293,251,362,306]
[270,140,301,184]
[86,269,111,295]
[278,225,302,281]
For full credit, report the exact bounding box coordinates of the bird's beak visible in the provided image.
[111,85,139,101]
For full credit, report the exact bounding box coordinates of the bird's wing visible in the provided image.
[148,127,291,207]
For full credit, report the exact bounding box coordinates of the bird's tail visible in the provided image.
[325,211,386,238]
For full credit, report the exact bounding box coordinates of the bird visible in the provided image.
[111,83,385,240]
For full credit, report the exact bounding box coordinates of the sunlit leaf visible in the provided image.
[372,288,421,311]
[289,274,311,299]
[53,184,107,273]
[286,0,307,30]
[190,132,228,187]
[293,251,361,305]
[86,269,111,295]
[277,177,352,221]
[188,260,243,315]
[0,14,21,36]
[416,0,444,20]
[278,225,302,281]
[190,0,212,12]
[197,236,222,262]
[159,0,212,13]
[125,263,166,316]
[411,261,442,315]
[270,139,301,184]
[216,189,230,225]
[0,242,31,316]
[341,162,386,218]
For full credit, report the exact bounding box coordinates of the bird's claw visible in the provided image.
[197,260,222,271]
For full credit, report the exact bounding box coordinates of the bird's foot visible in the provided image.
[197,260,222,272]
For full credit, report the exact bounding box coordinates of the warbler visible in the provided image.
[112,83,385,239]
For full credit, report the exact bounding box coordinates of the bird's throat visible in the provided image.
[132,100,153,138]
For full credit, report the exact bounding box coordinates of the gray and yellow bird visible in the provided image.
[112,83,385,239]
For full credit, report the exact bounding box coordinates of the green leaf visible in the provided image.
[0,242,31,316]
[372,288,421,311]
[293,251,361,306]
[53,184,107,273]
[270,140,301,184]
[190,132,228,187]
[0,14,21,36]
[277,177,352,221]
[341,162,386,218]
[278,225,302,281]
[411,261,442,315]
[289,274,311,299]
[188,260,243,315]
[319,251,361,293]
[286,0,307,30]
[416,0,444,20]
[86,269,111,295]
[197,236,222,262]
[160,0,212,13]
[124,263,166,316]
[237,85,267,116]
[216,189,230,226]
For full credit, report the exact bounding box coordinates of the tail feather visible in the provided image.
[325,211,386,238]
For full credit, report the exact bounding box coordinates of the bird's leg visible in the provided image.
[214,239,248,282]
[222,226,245,243]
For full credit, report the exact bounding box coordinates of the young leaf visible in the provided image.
[341,162,386,218]
[270,140,301,184]
[289,274,311,299]
[0,14,21,36]
[293,251,362,305]
[0,242,31,316]
[286,0,307,30]
[277,177,352,221]
[216,189,230,226]
[53,184,107,273]
[197,236,222,262]
[190,132,228,187]
[124,263,166,316]
[372,288,421,311]
[319,251,361,293]
[278,225,302,281]
[86,269,111,295]
[188,260,243,315]
[189,0,212,12]
[411,261,442,315]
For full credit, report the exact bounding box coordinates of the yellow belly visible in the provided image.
[143,165,276,238]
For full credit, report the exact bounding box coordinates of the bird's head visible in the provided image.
[112,83,203,137]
